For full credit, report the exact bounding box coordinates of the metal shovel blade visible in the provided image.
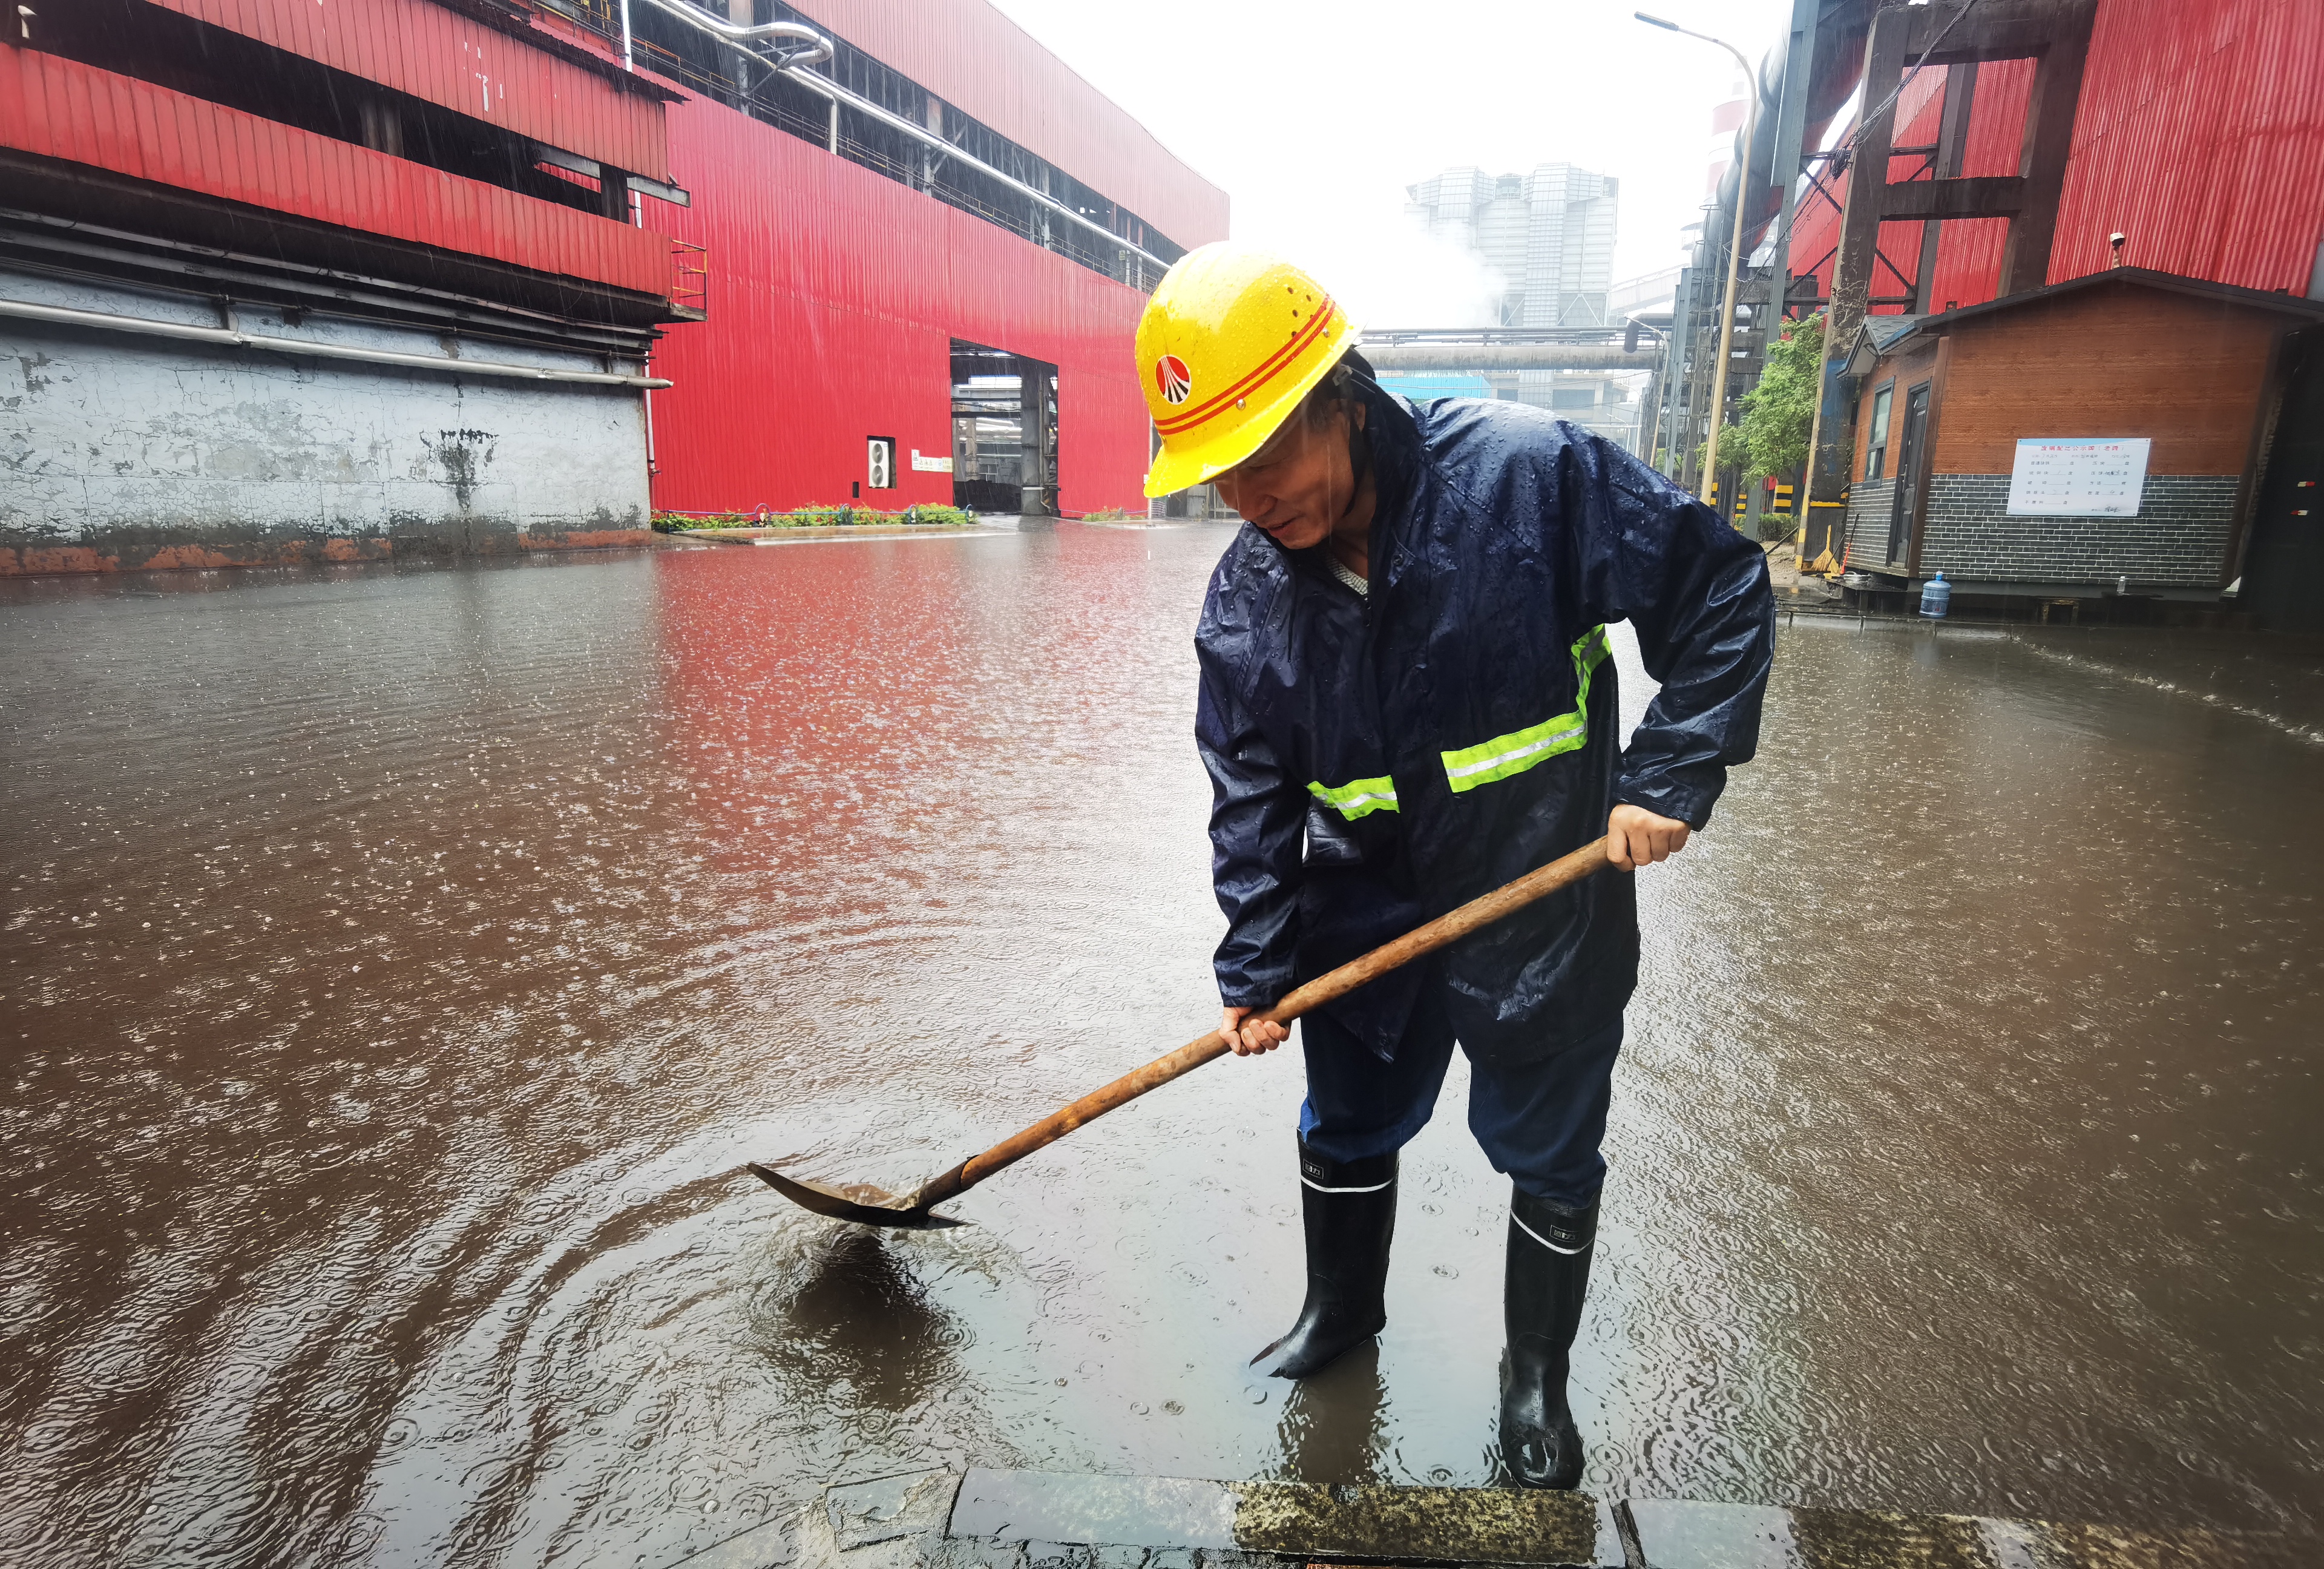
[746,1163,965,1230]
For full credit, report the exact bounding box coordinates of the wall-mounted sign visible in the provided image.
[2006,437,2150,517]
[911,449,954,473]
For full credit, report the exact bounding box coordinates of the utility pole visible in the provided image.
[1639,12,1761,508]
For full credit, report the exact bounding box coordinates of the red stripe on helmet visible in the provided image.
[1154,300,1341,438]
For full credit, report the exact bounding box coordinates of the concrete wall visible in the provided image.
[1,270,652,574]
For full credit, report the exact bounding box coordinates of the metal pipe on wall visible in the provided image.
[0,297,674,387]
[623,2,831,61]
[1361,344,1663,372]
[629,0,1169,273]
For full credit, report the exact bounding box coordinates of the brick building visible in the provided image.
[1839,268,2324,608]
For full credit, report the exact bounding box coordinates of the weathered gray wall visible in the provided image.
[1,270,652,574]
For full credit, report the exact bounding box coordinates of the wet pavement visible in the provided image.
[2,527,2319,1567]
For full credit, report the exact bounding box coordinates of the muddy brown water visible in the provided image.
[3,528,2319,1568]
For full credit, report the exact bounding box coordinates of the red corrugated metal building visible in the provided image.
[0,0,1225,573]
[630,0,1229,516]
[1787,0,2324,315]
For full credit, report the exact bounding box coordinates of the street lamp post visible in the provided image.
[1638,12,1759,513]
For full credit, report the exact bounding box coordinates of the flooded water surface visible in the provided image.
[3,529,2319,1567]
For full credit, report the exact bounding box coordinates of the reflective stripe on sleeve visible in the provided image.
[1306,775,1398,820]
[1439,626,1610,794]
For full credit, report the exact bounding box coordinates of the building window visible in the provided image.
[1865,383,1894,481]
[867,436,897,490]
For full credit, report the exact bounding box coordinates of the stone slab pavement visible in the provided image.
[668,1468,2308,1569]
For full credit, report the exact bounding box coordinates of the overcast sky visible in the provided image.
[989,0,1799,326]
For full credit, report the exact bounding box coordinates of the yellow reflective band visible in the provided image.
[1440,627,1609,794]
[1307,775,1399,820]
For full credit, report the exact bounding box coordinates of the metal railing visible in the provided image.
[669,238,708,315]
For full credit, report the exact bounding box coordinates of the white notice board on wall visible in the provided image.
[2006,436,2150,516]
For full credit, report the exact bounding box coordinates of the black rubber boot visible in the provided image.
[1499,1188,1597,1490]
[1250,1140,1398,1379]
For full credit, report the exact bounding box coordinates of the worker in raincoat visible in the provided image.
[1138,244,1774,1489]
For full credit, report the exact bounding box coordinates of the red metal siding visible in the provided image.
[2049,0,2324,290]
[648,90,1153,516]
[1787,67,1948,315]
[1,41,672,295]
[785,0,1229,251]
[1919,59,2034,312]
[1787,0,2323,313]
[145,0,672,180]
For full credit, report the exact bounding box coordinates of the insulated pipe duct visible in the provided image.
[625,0,831,62]
[632,0,1170,273]
[1362,344,1663,372]
[0,298,673,387]
[1709,0,1875,255]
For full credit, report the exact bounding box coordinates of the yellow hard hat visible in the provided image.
[1136,242,1362,498]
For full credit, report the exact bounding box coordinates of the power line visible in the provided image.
[1846,0,1982,154]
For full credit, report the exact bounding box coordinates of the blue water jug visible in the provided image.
[1919,572,1951,619]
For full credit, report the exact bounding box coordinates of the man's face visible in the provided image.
[1212,401,1362,551]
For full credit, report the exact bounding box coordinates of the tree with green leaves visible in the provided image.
[1735,312,1823,485]
[1693,422,1751,481]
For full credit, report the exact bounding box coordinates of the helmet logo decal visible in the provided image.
[1152,298,1341,438]
[1156,354,1193,405]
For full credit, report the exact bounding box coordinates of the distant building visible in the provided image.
[1403,165,1632,444]
[1406,165,1617,330]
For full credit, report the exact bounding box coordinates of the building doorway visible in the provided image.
[950,341,1059,515]
[2243,327,2324,633]
[1888,381,1931,567]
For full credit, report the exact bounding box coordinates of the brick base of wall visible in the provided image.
[1917,473,2236,588]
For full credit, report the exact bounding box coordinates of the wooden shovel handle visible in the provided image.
[914,836,1612,1208]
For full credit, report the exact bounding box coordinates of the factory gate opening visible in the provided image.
[950,340,1060,518]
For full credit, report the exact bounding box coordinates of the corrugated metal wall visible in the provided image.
[1787,0,2324,315]
[1787,67,1947,315]
[0,40,672,295]
[1919,59,2034,313]
[649,87,1156,515]
[146,0,674,180]
[784,0,1229,251]
[2050,0,2324,289]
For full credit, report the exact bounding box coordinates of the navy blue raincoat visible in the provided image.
[1194,383,1774,1066]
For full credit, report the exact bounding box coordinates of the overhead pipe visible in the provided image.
[631,0,1168,273]
[1709,0,1876,257]
[624,0,832,63]
[0,298,672,387]
[1362,344,1663,373]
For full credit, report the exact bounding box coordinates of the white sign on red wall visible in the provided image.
[2006,437,2150,517]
